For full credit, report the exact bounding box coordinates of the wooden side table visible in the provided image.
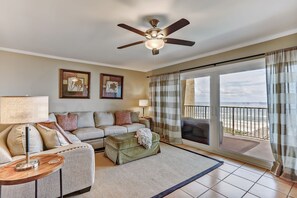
[0,154,64,198]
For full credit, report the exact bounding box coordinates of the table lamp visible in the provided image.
[139,99,149,117]
[0,96,49,171]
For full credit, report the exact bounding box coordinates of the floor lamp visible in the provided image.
[0,96,49,171]
[139,99,149,117]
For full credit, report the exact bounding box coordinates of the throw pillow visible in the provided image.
[48,113,57,122]
[130,112,140,123]
[56,113,78,131]
[38,122,73,144]
[0,126,13,164]
[115,111,132,126]
[7,124,44,156]
[36,124,69,150]
[94,112,115,127]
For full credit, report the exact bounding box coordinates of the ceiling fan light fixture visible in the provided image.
[145,39,165,50]
[157,33,164,39]
[117,18,195,55]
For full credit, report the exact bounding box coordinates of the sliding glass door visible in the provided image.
[218,65,273,161]
[181,58,274,162]
[181,68,218,147]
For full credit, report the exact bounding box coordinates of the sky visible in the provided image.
[194,69,267,106]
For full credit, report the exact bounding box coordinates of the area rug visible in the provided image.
[73,143,223,198]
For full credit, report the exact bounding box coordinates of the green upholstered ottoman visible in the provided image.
[104,132,161,165]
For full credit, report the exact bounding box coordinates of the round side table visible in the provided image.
[0,154,64,198]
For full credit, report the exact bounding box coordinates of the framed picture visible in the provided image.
[59,69,90,99]
[100,73,123,99]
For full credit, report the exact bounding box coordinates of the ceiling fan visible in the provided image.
[117,18,195,55]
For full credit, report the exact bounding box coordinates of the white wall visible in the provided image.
[0,51,148,113]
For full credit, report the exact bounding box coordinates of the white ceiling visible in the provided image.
[0,0,297,72]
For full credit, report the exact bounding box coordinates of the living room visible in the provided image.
[1,1,297,198]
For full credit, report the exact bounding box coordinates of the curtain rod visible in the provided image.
[146,45,297,78]
[147,53,265,78]
[266,46,297,55]
[180,53,265,73]
[146,71,180,78]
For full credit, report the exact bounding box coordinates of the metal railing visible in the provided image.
[184,105,269,140]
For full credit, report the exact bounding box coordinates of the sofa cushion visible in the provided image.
[72,128,104,141]
[56,113,78,131]
[94,112,115,127]
[115,111,132,126]
[7,124,44,156]
[36,124,69,150]
[74,112,95,128]
[99,125,128,136]
[65,131,81,143]
[130,112,140,123]
[0,126,13,164]
[124,123,145,133]
[38,122,73,144]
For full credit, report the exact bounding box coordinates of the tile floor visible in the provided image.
[165,144,297,198]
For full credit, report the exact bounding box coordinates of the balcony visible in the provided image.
[183,105,274,161]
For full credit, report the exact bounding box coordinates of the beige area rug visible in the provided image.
[220,136,260,153]
[72,143,222,198]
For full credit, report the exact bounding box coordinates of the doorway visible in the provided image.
[182,76,211,145]
[219,68,273,161]
[181,58,274,162]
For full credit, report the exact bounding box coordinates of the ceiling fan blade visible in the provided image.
[165,38,195,46]
[162,18,190,36]
[117,41,145,49]
[118,24,146,37]
[152,48,159,55]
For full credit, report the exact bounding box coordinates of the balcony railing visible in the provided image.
[184,105,269,140]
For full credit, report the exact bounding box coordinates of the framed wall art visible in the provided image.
[100,73,123,99]
[59,69,90,99]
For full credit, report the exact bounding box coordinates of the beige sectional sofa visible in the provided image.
[50,111,150,149]
[0,111,149,197]
[1,142,95,198]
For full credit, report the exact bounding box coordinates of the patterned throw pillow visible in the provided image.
[130,112,140,123]
[56,113,78,131]
[115,111,132,126]
[38,122,73,144]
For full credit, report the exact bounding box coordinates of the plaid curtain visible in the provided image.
[149,73,182,144]
[266,47,297,181]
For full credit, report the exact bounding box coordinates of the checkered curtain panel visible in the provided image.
[149,73,182,144]
[266,47,297,181]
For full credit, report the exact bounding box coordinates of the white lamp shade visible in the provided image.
[145,39,165,50]
[0,96,49,124]
[139,99,149,107]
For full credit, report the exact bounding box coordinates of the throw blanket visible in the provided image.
[135,128,152,149]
